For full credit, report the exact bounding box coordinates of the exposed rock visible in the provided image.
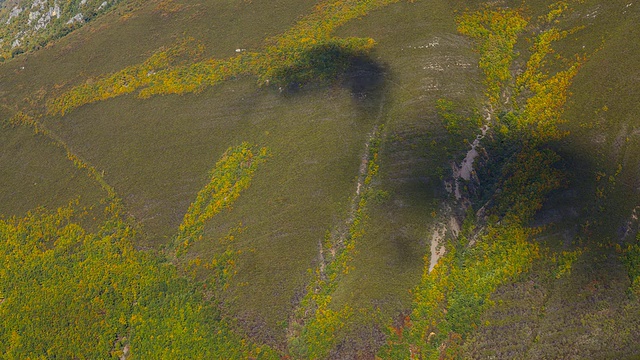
[6,5,22,24]
[67,12,84,24]
[429,224,447,273]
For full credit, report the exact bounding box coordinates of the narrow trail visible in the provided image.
[318,128,374,278]
[288,97,386,347]
[7,110,117,199]
[319,97,386,278]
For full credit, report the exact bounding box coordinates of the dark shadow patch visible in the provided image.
[341,54,386,112]
[268,42,387,114]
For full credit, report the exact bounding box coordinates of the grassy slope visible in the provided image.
[562,0,640,234]
[1,0,401,349]
[459,0,640,358]
[1,0,639,358]
[1,0,316,241]
[323,1,484,356]
[0,124,104,218]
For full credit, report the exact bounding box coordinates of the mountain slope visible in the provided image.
[0,0,639,358]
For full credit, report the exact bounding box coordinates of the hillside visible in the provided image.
[0,0,639,358]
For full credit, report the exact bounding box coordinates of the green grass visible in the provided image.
[455,1,640,358]
[2,0,640,358]
[322,2,485,354]
[0,122,104,220]
[46,0,415,116]
[376,1,640,358]
[460,241,640,359]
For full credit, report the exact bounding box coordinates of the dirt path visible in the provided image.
[318,125,379,277]
[287,100,386,346]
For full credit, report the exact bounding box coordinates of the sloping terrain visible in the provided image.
[0,0,639,358]
[0,0,124,60]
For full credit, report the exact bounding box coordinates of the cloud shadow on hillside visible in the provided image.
[272,43,387,115]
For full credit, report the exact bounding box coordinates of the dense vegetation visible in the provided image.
[0,200,277,358]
